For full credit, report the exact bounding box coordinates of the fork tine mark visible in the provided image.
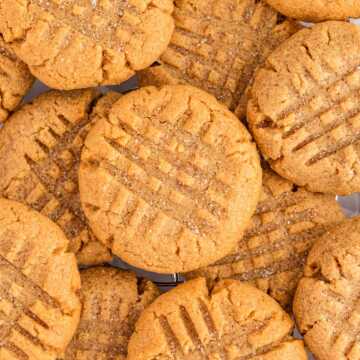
[105,137,225,219]
[102,161,214,236]
[179,306,207,357]
[158,315,185,358]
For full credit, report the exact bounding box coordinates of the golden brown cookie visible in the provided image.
[294,217,360,360]
[0,90,121,265]
[139,0,299,118]
[187,168,345,309]
[248,21,360,195]
[64,267,159,360]
[127,278,307,359]
[0,198,81,359]
[0,36,33,123]
[0,0,174,90]
[265,0,360,22]
[79,85,262,273]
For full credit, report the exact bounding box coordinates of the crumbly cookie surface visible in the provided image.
[0,37,33,123]
[127,278,307,359]
[294,217,360,360]
[0,198,81,360]
[0,0,174,89]
[139,0,299,117]
[79,85,262,273]
[64,267,159,359]
[0,90,118,265]
[248,21,360,195]
[187,168,345,308]
[266,0,360,21]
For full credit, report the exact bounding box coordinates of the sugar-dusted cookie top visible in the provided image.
[294,217,360,360]
[248,21,360,195]
[0,198,81,359]
[65,267,159,359]
[140,0,299,118]
[79,85,262,273]
[266,0,360,22]
[128,278,307,359]
[0,0,174,89]
[0,90,120,265]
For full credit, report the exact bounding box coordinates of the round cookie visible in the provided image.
[294,217,360,360]
[64,267,159,359]
[0,0,174,90]
[139,0,299,117]
[79,85,262,273]
[248,21,360,195]
[186,168,345,309]
[265,0,360,22]
[127,278,307,359]
[0,198,81,359]
[0,36,33,123]
[0,89,120,265]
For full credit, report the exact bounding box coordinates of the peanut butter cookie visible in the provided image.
[139,0,299,118]
[248,21,360,195]
[127,278,307,359]
[0,90,120,265]
[187,168,345,309]
[0,36,33,123]
[0,198,81,360]
[0,0,174,90]
[294,217,360,360]
[64,267,159,359]
[266,0,360,22]
[79,85,262,273]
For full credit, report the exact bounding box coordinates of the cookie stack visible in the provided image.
[0,1,359,359]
